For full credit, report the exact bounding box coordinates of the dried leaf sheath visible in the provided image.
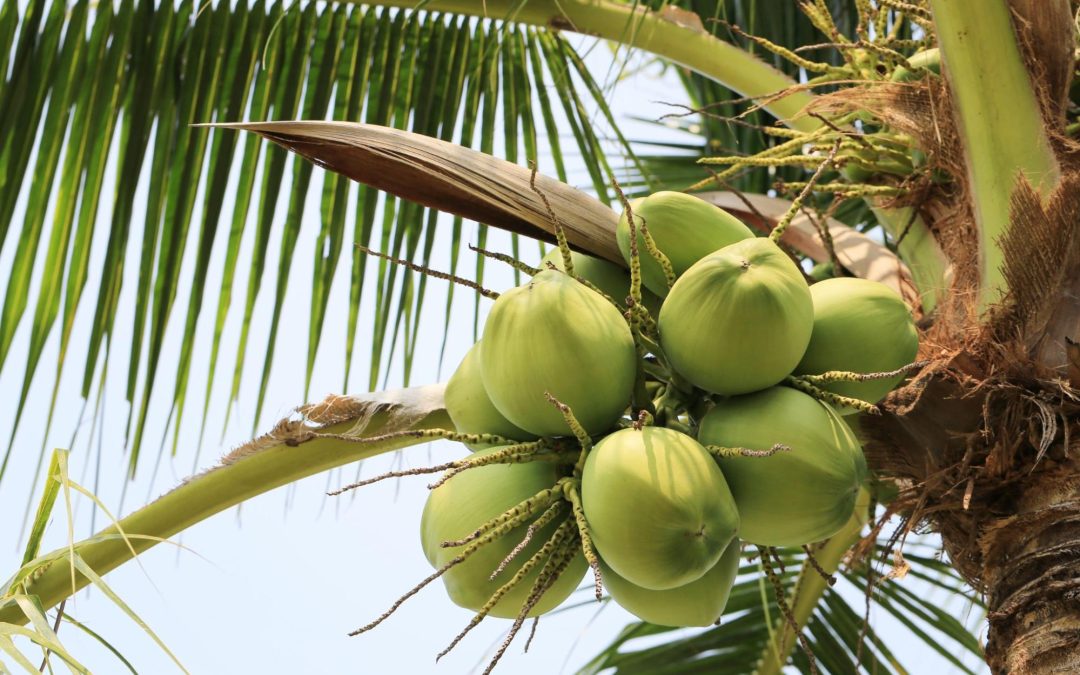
[207,121,624,263]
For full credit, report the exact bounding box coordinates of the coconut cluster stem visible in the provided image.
[754,495,869,675]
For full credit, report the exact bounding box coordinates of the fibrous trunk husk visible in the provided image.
[835,10,1080,670]
[856,175,1080,672]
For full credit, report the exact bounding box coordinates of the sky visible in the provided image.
[0,9,988,674]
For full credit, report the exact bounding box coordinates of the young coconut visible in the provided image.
[600,537,742,627]
[420,447,587,618]
[808,261,835,282]
[616,191,753,297]
[698,386,866,547]
[445,342,536,443]
[540,248,662,316]
[795,277,919,407]
[658,237,814,395]
[480,269,637,437]
[581,427,739,590]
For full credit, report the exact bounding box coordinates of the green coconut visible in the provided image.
[891,47,940,82]
[445,342,536,443]
[480,269,636,436]
[601,537,741,627]
[581,427,739,590]
[795,277,918,406]
[658,237,813,395]
[540,248,662,316]
[616,191,753,297]
[420,447,586,618]
[808,261,835,282]
[698,386,866,547]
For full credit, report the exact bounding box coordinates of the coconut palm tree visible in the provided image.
[1,0,1076,672]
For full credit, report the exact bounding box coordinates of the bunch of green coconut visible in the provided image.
[346,191,919,670]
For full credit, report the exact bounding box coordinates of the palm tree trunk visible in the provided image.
[884,5,1080,669]
[861,358,1080,674]
[979,453,1080,673]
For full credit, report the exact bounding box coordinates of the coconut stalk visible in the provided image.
[0,386,451,625]
[930,0,1061,311]
[755,502,867,675]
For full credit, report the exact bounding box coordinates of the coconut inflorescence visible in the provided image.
[339,189,919,672]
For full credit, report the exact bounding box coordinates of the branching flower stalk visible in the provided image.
[770,141,843,244]
[758,545,819,675]
[785,375,880,415]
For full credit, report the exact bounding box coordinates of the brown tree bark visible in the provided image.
[980,456,1080,673]
[855,3,1080,671]
[861,357,1080,674]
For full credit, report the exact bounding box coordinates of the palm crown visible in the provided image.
[2,1,1078,673]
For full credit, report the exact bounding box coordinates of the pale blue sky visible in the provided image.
[0,11,987,673]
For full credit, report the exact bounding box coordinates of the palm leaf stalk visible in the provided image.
[0,386,451,625]
[928,0,1061,310]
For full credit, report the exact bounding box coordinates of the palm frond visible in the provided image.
[583,540,985,674]
[0,0,637,480]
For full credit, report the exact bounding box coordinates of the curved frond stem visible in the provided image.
[0,391,452,626]
[364,0,819,133]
